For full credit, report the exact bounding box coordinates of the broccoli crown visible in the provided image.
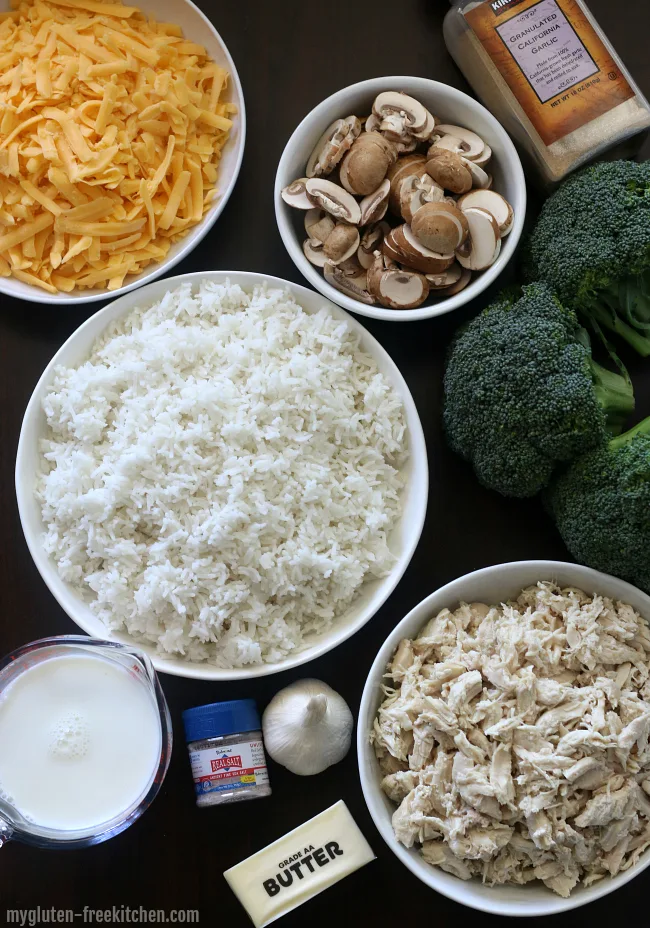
[526,161,650,356]
[527,160,650,306]
[546,418,650,595]
[443,283,634,498]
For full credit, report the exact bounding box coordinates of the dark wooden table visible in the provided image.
[2,1,649,924]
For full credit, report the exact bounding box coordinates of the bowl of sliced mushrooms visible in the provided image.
[275,77,526,321]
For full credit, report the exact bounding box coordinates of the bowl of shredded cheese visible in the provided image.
[0,0,245,302]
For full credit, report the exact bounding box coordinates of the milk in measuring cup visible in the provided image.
[0,653,161,831]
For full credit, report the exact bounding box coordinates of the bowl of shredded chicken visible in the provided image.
[358,561,650,915]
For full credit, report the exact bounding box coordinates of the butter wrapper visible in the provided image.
[224,800,375,927]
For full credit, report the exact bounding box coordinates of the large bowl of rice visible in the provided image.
[16,272,427,680]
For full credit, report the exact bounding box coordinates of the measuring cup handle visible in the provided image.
[0,815,13,847]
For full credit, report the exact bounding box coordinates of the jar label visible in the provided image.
[189,739,269,796]
[464,0,635,145]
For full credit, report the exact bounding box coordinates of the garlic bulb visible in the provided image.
[262,679,353,776]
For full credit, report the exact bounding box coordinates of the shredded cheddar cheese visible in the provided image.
[0,0,235,292]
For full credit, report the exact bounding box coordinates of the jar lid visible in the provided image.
[183,699,261,743]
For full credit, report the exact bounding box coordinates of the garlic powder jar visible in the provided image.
[444,0,650,186]
[183,699,271,808]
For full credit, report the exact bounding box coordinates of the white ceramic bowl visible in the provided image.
[275,76,526,323]
[0,0,245,305]
[358,560,650,916]
[16,271,428,681]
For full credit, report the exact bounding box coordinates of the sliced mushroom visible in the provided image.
[357,221,391,269]
[386,154,428,215]
[426,263,463,289]
[425,150,472,195]
[323,223,360,265]
[473,144,492,168]
[304,208,335,244]
[364,113,380,133]
[456,207,501,271]
[411,201,469,254]
[339,132,396,196]
[305,178,361,224]
[359,179,390,225]
[372,91,429,132]
[457,189,514,236]
[441,265,472,295]
[378,111,409,142]
[385,224,456,275]
[393,135,419,155]
[282,178,313,209]
[303,238,328,267]
[430,135,465,155]
[462,157,491,189]
[430,125,486,161]
[306,116,361,178]
[411,110,437,141]
[367,252,429,309]
[324,261,375,304]
[399,174,445,223]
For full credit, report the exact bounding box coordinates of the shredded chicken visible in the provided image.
[372,583,650,897]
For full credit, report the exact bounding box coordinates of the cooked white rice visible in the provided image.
[38,280,408,667]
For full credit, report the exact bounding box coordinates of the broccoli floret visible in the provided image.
[443,283,635,498]
[546,418,650,594]
[526,160,650,356]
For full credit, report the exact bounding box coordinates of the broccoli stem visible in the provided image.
[610,416,650,450]
[589,298,650,357]
[590,360,635,436]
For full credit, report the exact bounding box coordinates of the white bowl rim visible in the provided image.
[357,559,650,916]
[16,269,428,680]
[274,75,526,323]
[0,0,246,305]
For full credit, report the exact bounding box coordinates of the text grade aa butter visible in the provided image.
[223,800,375,927]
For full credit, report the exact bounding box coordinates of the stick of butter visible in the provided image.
[224,800,375,927]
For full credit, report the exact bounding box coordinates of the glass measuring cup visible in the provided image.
[0,635,172,849]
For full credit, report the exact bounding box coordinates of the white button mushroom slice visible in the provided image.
[281,178,313,209]
[357,220,391,269]
[431,124,486,161]
[359,178,390,226]
[411,201,469,254]
[425,149,473,195]
[338,132,396,196]
[372,91,429,132]
[322,223,360,265]
[461,157,491,189]
[457,189,514,236]
[386,154,428,214]
[305,178,361,224]
[324,261,375,304]
[399,174,445,224]
[303,238,329,267]
[426,262,463,290]
[304,208,336,244]
[456,207,500,271]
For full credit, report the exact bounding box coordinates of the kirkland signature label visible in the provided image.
[496,0,598,103]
